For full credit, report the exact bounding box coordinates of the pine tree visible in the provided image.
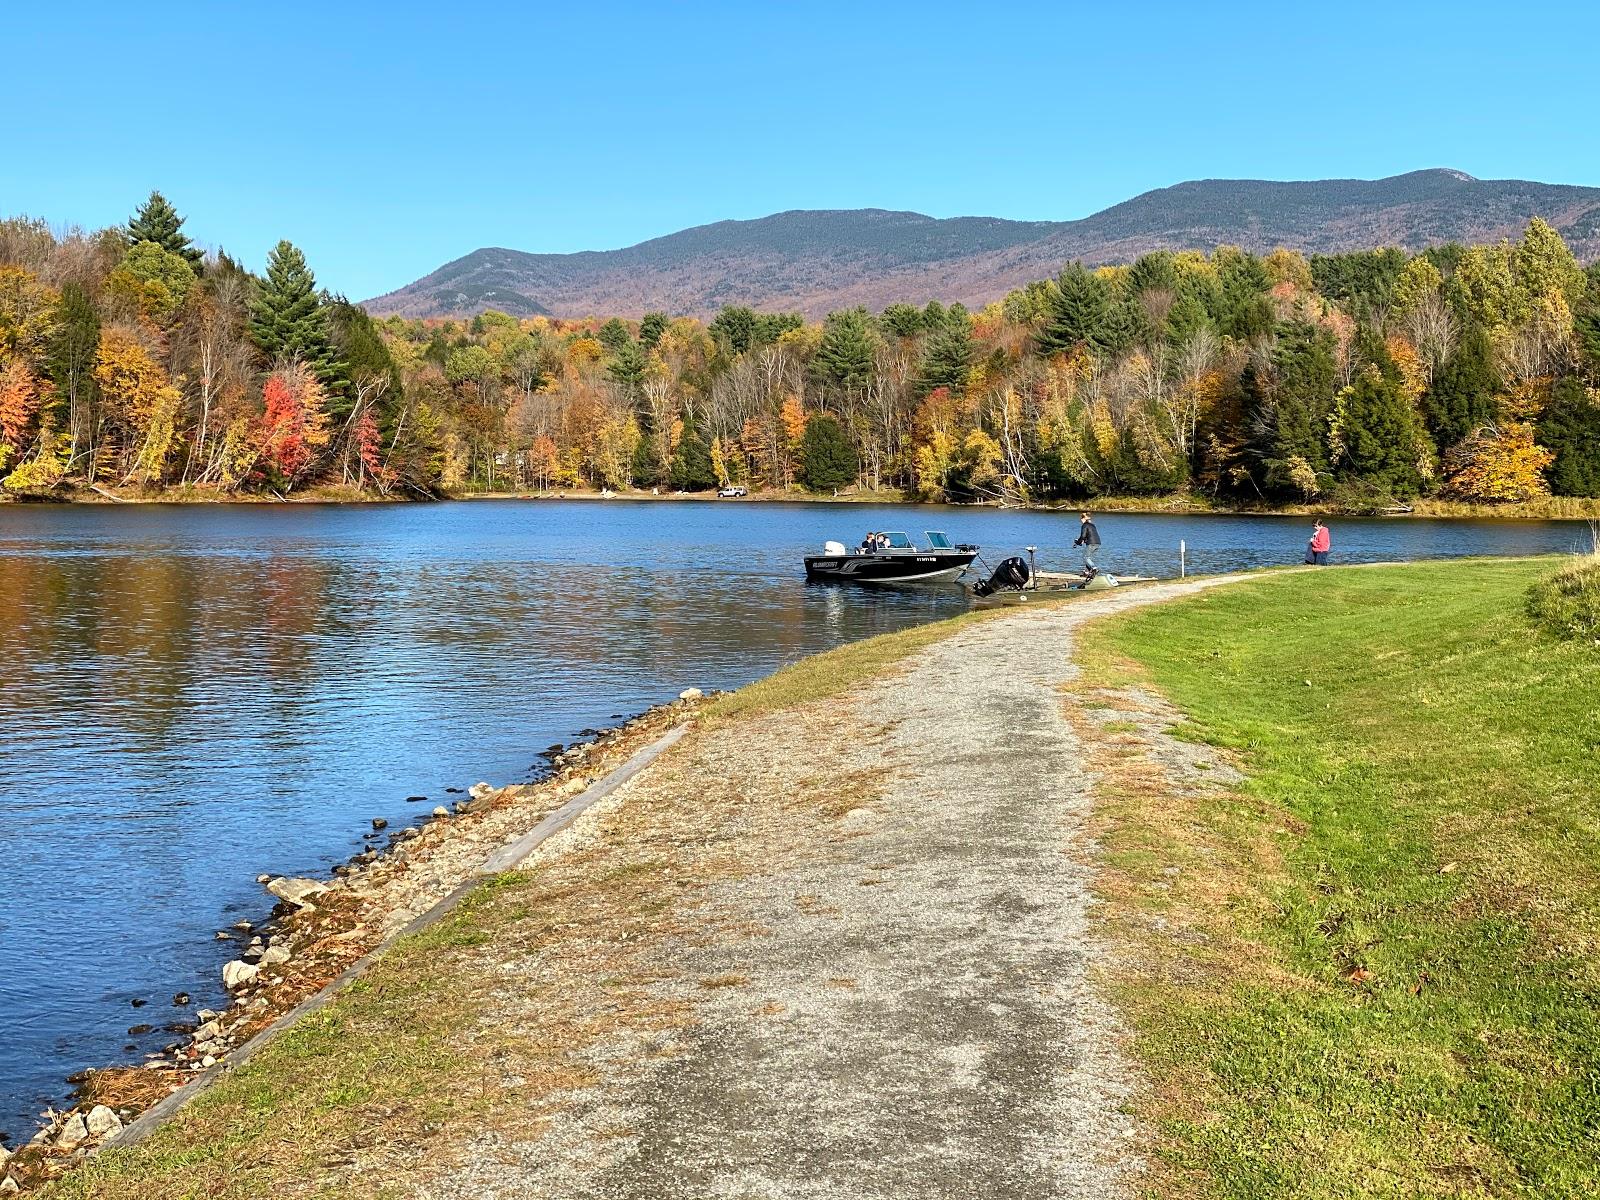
[606,339,646,401]
[881,303,926,338]
[597,317,632,356]
[631,434,661,486]
[47,281,100,432]
[327,300,403,424]
[814,309,878,396]
[668,422,716,490]
[1241,321,1338,498]
[1423,324,1499,448]
[1035,265,1111,357]
[1537,377,1600,496]
[126,191,204,267]
[249,241,341,381]
[709,306,757,355]
[1334,350,1424,497]
[915,318,973,396]
[798,414,858,492]
[639,311,669,350]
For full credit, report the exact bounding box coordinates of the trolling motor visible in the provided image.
[973,555,1032,597]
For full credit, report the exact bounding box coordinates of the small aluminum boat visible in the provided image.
[804,531,978,584]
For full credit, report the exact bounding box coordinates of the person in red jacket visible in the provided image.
[1306,519,1332,565]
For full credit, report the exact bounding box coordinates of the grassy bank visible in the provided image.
[1079,559,1600,1198]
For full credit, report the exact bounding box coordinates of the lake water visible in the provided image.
[0,499,1589,1141]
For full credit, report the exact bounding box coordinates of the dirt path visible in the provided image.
[421,577,1240,1200]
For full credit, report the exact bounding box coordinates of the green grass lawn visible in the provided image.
[1082,559,1600,1199]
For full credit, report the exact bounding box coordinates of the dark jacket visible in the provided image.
[1074,520,1101,547]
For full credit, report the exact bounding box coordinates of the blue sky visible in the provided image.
[4,1,1598,301]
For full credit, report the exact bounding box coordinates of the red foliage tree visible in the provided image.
[353,404,384,484]
[256,365,330,486]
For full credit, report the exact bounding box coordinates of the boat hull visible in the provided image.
[804,551,977,584]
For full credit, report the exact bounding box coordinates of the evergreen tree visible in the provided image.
[631,435,661,487]
[915,317,974,396]
[1128,251,1178,295]
[249,241,341,380]
[1213,249,1274,340]
[1240,321,1338,498]
[709,306,758,355]
[880,303,925,338]
[639,311,669,350]
[1035,264,1111,357]
[668,423,716,490]
[1423,324,1499,448]
[47,281,100,429]
[1574,263,1600,379]
[798,414,858,492]
[1099,299,1147,358]
[606,339,646,401]
[1164,289,1210,347]
[597,317,632,356]
[755,312,803,343]
[1335,343,1424,497]
[1537,377,1600,496]
[814,308,878,396]
[126,191,204,267]
[328,300,403,422]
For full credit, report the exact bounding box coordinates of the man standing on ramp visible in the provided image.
[1074,511,1102,573]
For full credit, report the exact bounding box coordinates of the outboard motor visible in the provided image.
[973,555,1031,597]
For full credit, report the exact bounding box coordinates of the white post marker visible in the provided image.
[1180,539,1187,578]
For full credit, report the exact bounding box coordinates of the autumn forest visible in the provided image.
[2,192,1599,508]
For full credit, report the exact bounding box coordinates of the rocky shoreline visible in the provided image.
[0,690,708,1194]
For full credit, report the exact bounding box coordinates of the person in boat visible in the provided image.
[1306,520,1332,565]
[1073,512,1101,572]
[859,532,876,554]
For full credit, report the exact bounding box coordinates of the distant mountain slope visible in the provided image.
[364,170,1600,320]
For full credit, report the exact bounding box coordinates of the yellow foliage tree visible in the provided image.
[0,266,61,362]
[1385,336,1428,404]
[1393,257,1443,316]
[1442,422,1554,502]
[710,435,730,487]
[1264,247,1313,291]
[92,327,185,483]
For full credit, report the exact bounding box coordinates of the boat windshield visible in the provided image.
[883,532,916,549]
[925,531,953,550]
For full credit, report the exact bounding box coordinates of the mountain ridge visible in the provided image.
[364,169,1600,320]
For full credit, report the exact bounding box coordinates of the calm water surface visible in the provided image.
[0,499,1588,1139]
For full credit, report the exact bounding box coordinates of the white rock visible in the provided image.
[194,1020,222,1041]
[221,960,259,990]
[0,1143,10,1168]
[431,806,450,818]
[84,1105,122,1138]
[1,1176,18,1194]
[678,687,703,701]
[265,877,328,908]
[201,1055,217,1068]
[259,944,291,966]
[55,1113,90,1150]
[468,782,494,800]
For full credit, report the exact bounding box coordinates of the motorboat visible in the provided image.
[804,530,978,584]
